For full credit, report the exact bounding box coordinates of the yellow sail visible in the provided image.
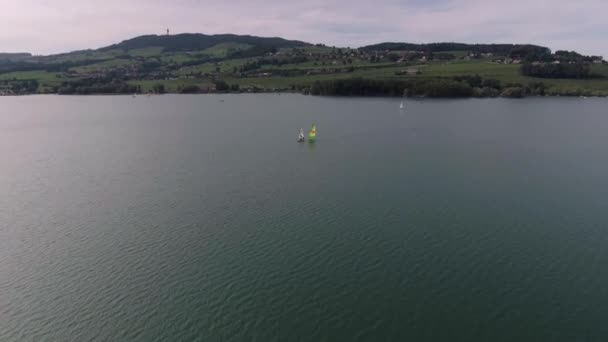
[309,124,316,141]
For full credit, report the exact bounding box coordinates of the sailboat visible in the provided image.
[297,128,305,142]
[309,124,317,143]
[400,100,404,109]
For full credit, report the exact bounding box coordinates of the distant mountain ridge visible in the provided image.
[0,52,32,62]
[100,33,309,53]
[360,42,551,57]
[0,35,558,59]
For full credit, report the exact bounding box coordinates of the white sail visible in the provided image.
[298,128,305,142]
[400,101,404,109]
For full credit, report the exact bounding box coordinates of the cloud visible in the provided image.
[0,0,606,56]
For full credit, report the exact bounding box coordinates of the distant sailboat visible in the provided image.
[309,124,316,143]
[297,128,305,142]
[400,100,404,109]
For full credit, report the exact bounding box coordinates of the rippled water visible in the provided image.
[1,94,608,341]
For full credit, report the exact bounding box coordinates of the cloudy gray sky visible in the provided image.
[1,0,606,56]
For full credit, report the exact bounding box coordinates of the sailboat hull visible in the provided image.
[309,124,316,143]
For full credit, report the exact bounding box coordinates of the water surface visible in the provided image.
[1,95,608,341]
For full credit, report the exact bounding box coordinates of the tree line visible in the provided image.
[308,76,551,98]
[360,43,551,58]
[54,78,140,94]
[521,62,592,79]
[0,79,39,94]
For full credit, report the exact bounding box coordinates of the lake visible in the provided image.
[1,94,608,341]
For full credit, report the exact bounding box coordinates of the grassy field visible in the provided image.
[36,50,120,63]
[131,59,608,94]
[158,53,199,64]
[202,43,252,57]
[127,47,164,57]
[443,50,470,58]
[591,64,608,77]
[414,61,524,82]
[70,58,136,73]
[398,60,608,94]
[0,70,61,81]
[176,58,254,75]
[222,66,408,89]
[0,70,64,91]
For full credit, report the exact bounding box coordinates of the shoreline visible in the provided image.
[2,91,607,99]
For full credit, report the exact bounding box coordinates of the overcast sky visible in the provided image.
[1,0,606,56]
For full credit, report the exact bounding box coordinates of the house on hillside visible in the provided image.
[593,57,604,64]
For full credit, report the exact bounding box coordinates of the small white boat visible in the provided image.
[297,128,305,143]
[400,101,404,109]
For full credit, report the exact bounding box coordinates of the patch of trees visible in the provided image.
[179,57,220,68]
[213,80,230,92]
[500,87,525,98]
[177,84,201,93]
[152,83,166,94]
[387,53,400,62]
[0,61,47,73]
[309,78,473,97]
[521,62,592,79]
[228,46,277,59]
[359,43,551,59]
[55,78,140,94]
[421,79,474,97]
[554,50,583,62]
[1,79,39,93]
[240,60,262,72]
[453,75,548,97]
[138,60,163,72]
[308,76,551,98]
[453,74,483,88]
[310,79,406,96]
[432,53,457,61]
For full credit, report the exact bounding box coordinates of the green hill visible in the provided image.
[101,33,308,53]
[1,33,607,97]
